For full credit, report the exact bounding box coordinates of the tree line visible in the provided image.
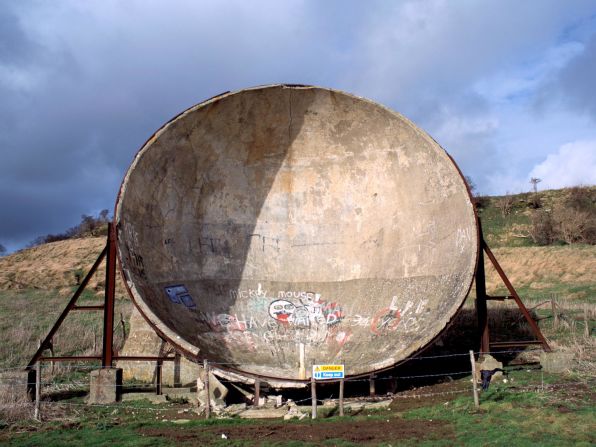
[26,209,112,248]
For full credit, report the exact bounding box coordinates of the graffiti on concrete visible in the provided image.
[164,284,196,309]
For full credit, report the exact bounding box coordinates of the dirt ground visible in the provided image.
[140,417,454,446]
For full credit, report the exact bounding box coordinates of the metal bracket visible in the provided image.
[25,223,174,371]
[475,219,551,353]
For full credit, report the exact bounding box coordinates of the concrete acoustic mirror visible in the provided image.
[115,84,478,381]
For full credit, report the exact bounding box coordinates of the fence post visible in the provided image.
[339,378,344,416]
[551,298,559,330]
[469,350,479,408]
[584,307,590,338]
[311,375,317,419]
[34,361,41,421]
[204,359,210,419]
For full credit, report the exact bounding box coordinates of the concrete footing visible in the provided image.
[88,368,122,404]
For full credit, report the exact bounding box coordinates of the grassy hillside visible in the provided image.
[477,185,595,248]
[0,238,131,368]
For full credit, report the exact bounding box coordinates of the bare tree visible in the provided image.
[529,177,542,208]
[530,177,541,194]
[464,176,477,196]
[99,209,110,223]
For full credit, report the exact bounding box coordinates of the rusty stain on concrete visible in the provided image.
[115,85,478,381]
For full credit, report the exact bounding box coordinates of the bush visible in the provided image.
[529,210,557,245]
[529,186,595,245]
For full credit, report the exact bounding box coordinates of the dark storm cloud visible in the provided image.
[0,0,353,251]
[553,33,596,118]
[1,1,596,252]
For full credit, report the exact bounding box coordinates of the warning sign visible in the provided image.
[312,364,345,380]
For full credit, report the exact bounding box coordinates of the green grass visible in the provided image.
[404,385,595,446]
[4,374,593,446]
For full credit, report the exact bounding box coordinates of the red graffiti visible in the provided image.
[370,308,401,335]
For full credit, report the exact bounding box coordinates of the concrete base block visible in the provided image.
[540,351,574,373]
[88,368,122,404]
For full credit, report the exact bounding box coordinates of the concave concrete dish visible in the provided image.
[115,85,478,381]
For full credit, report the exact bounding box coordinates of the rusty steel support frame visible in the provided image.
[475,220,551,353]
[102,223,117,367]
[26,223,175,373]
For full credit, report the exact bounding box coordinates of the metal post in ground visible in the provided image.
[311,375,317,419]
[469,350,479,408]
[102,223,117,368]
[34,361,41,421]
[204,359,210,419]
[339,378,344,416]
[155,360,162,395]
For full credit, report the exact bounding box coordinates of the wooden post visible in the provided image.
[552,299,559,330]
[254,378,261,407]
[584,307,590,338]
[34,361,41,421]
[469,350,479,408]
[204,359,210,419]
[339,378,344,416]
[369,374,376,397]
[311,376,317,419]
[155,360,162,395]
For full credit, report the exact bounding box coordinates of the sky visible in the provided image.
[1,0,596,252]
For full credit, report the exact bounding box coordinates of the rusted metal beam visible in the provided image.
[102,223,117,368]
[489,341,544,348]
[40,356,102,362]
[113,356,176,361]
[26,246,108,370]
[39,355,176,362]
[475,223,490,353]
[483,243,551,352]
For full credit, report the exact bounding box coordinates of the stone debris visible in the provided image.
[197,369,228,409]
[238,407,289,419]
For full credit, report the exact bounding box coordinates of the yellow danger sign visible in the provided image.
[312,364,345,379]
[319,365,343,372]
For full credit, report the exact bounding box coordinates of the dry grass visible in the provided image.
[486,245,596,295]
[0,289,132,370]
[0,373,33,424]
[0,237,126,295]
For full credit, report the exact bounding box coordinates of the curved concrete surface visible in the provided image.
[115,85,478,381]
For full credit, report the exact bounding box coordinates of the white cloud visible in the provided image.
[528,139,596,189]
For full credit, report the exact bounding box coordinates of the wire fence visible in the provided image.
[1,348,594,423]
